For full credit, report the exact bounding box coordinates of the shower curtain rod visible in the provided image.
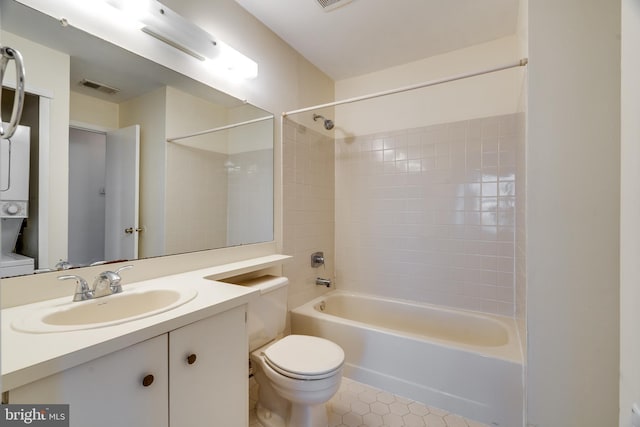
[166,115,274,143]
[282,58,528,117]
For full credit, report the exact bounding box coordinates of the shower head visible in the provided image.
[313,113,335,130]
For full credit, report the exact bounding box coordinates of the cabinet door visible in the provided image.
[169,305,248,427]
[9,334,169,427]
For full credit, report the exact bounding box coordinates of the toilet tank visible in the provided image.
[233,275,288,352]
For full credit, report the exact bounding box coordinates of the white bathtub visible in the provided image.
[290,291,523,427]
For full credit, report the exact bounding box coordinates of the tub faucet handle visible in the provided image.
[311,252,325,268]
[316,277,331,288]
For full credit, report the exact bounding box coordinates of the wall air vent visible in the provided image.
[79,79,120,95]
[316,0,354,12]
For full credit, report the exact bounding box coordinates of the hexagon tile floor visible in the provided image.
[249,377,491,427]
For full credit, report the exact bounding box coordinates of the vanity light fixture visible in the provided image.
[104,0,258,79]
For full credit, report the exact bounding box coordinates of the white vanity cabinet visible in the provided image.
[8,334,169,427]
[169,305,248,427]
[7,305,248,427]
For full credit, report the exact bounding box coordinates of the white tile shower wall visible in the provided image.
[335,113,524,316]
[282,118,335,309]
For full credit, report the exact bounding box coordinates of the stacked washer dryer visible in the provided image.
[0,123,34,277]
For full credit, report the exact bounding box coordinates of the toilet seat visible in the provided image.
[262,335,344,380]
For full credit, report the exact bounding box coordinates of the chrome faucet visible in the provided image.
[58,265,133,301]
[58,275,94,301]
[316,277,331,288]
[55,260,73,270]
[92,265,134,297]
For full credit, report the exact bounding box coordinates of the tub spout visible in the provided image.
[316,277,331,288]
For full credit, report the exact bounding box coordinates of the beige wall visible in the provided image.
[620,0,640,425]
[335,36,524,137]
[526,0,620,426]
[69,91,119,130]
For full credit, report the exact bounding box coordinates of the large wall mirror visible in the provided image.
[0,0,274,278]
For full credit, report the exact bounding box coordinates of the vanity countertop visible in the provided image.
[1,255,289,392]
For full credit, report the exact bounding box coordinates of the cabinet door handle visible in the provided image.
[187,354,197,365]
[142,374,155,387]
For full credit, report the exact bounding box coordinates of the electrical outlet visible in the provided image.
[632,403,640,427]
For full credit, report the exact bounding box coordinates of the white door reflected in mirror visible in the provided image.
[68,125,140,266]
[104,124,140,262]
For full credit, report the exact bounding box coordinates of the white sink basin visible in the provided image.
[12,287,198,333]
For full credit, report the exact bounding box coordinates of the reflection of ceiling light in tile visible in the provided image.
[105,0,258,79]
[224,160,241,173]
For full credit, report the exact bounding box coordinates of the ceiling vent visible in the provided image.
[316,0,354,12]
[79,79,120,95]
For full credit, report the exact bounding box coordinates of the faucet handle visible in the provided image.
[58,274,94,301]
[92,271,119,297]
[98,265,133,295]
[112,265,133,294]
[311,252,325,268]
[115,265,134,275]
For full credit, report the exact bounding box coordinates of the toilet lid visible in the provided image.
[263,335,344,380]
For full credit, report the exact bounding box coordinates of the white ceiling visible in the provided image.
[233,0,520,80]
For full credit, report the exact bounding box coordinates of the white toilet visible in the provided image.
[240,275,344,427]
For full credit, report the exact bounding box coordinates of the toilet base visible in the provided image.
[253,366,332,427]
[255,403,287,427]
[255,400,329,427]
[288,402,329,427]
